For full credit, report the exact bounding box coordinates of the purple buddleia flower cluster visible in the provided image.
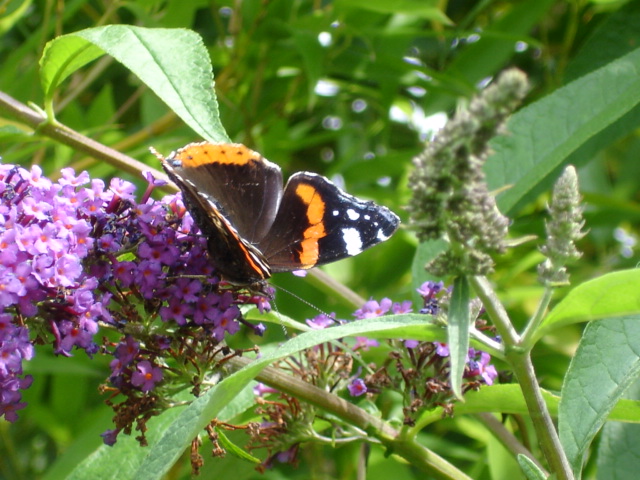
[0,163,267,427]
[0,165,106,420]
[351,281,497,392]
[349,282,497,398]
[0,313,33,421]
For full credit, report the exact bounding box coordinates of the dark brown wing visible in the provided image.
[166,142,283,244]
[160,154,271,285]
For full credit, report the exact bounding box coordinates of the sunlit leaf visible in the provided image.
[559,317,640,479]
[40,25,228,142]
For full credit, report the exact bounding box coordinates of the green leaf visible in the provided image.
[65,401,187,480]
[422,0,553,114]
[215,427,260,463]
[558,0,640,204]
[558,317,640,479]
[596,421,640,480]
[488,431,522,480]
[133,315,442,479]
[289,28,325,99]
[565,1,640,82]
[41,407,113,480]
[536,270,640,340]
[0,0,34,35]
[518,454,549,480]
[0,125,31,140]
[594,380,640,479]
[39,25,228,143]
[487,46,640,215]
[413,384,640,430]
[448,276,471,400]
[40,37,104,104]
[62,384,257,480]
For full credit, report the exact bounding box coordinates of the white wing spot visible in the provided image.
[377,229,390,241]
[342,228,363,255]
[364,214,371,220]
[333,209,340,216]
[346,208,360,220]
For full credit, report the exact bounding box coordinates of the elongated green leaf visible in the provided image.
[488,432,522,480]
[518,454,548,480]
[446,0,551,87]
[565,1,640,82]
[559,317,640,479]
[0,0,34,34]
[415,384,640,430]
[290,28,325,99]
[449,276,470,400]
[536,270,640,341]
[594,377,640,479]
[487,46,640,215]
[215,427,260,463]
[64,384,258,480]
[66,400,187,480]
[422,0,553,114]
[134,315,443,479]
[559,0,640,206]
[596,421,640,480]
[40,25,228,143]
[40,37,104,101]
[42,408,114,480]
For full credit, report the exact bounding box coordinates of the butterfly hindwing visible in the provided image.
[258,172,400,272]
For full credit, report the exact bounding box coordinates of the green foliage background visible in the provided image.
[3,0,640,479]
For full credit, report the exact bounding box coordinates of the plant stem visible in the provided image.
[470,276,520,345]
[475,412,547,473]
[469,328,505,359]
[306,268,366,309]
[520,286,554,348]
[0,90,172,188]
[470,275,574,480]
[506,351,574,480]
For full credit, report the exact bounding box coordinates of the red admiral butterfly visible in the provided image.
[152,142,400,286]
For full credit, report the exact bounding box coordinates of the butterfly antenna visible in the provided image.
[270,284,375,376]
[267,295,289,338]
[271,284,334,318]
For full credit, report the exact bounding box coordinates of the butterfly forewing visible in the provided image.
[168,142,283,244]
[161,158,271,284]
